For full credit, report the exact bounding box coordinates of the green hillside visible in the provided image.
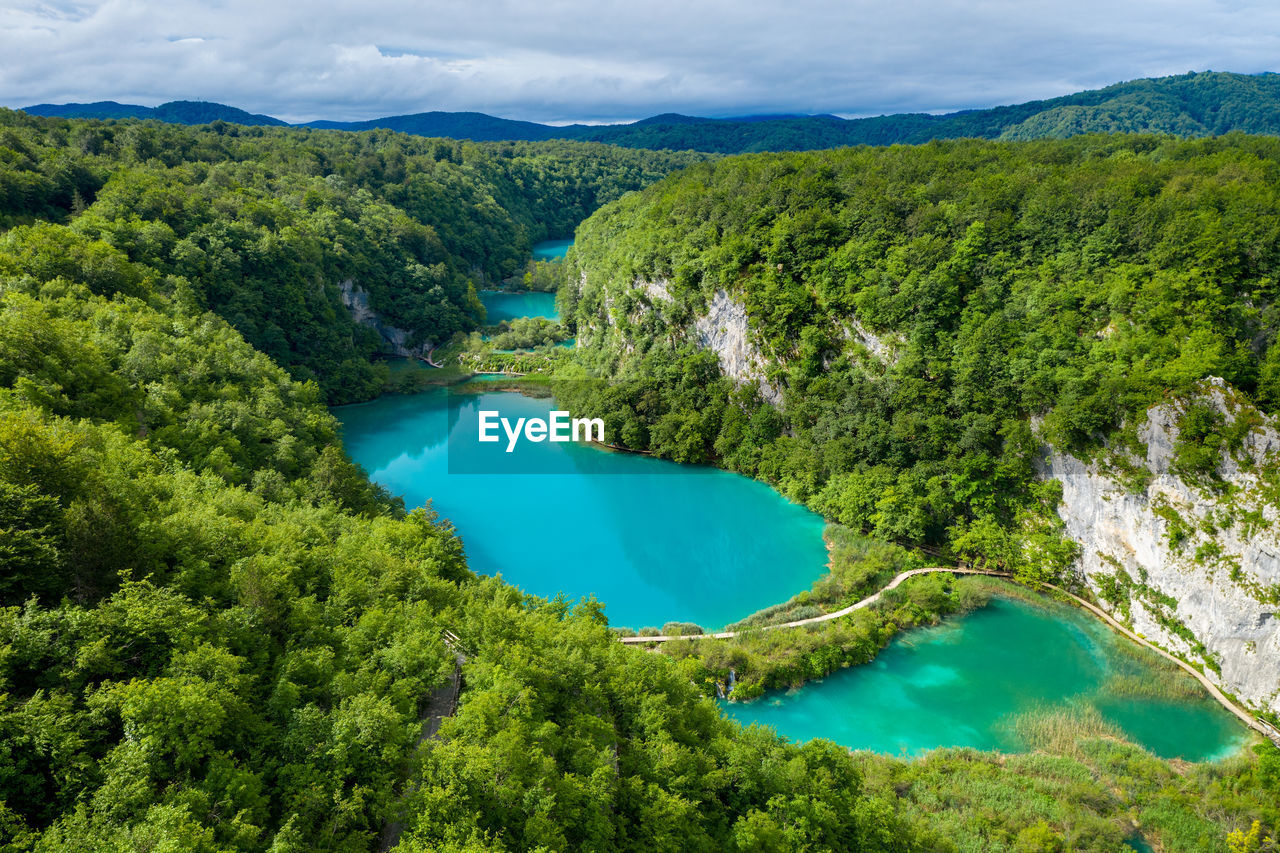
[569,71,1280,151]
[2,112,1278,852]
[565,133,1280,569]
[27,71,1280,153]
[0,110,704,402]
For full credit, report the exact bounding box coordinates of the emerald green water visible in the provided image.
[480,291,559,323]
[531,238,573,260]
[336,387,829,629]
[383,358,430,372]
[721,595,1250,761]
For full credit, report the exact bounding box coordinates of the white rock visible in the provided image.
[1040,378,1280,714]
[693,289,783,406]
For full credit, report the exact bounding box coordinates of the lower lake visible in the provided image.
[720,594,1251,761]
[531,238,573,260]
[338,383,1251,761]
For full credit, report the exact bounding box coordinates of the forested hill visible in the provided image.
[0,110,704,402]
[20,100,288,126]
[23,71,1280,152]
[564,133,1280,569]
[561,131,1280,720]
[567,71,1280,151]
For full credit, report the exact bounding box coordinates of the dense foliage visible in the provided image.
[2,112,1277,851]
[0,109,703,402]
[0,178,922,851]
[565,133,1280,578]
[565,71,1280,152]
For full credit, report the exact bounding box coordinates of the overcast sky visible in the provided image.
[2,0,1278,124]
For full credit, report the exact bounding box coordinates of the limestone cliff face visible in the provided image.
[692,290,782,406]
[1040,378,1280,715]
[841,318,899,365]
[337,280,430,358]
[579,275,782,403]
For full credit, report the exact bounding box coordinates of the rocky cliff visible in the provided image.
[1040,378,1280,716]
[576,276,785,404]
[337,280,430,358]
[692,290,782,406]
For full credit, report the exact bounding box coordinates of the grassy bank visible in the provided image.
[857,738,1280,852]
[652,530,999,699]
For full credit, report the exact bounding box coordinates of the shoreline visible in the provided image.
[622,567,1280,747]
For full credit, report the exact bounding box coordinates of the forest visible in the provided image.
[0,109,1278,851]
[0,109,704,402]
[563,133,1280,584]
[564,71,1280,152]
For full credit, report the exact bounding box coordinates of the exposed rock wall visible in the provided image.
[841,318,898,364]
[337,280,430,358]
[582,275,782,404]
[1040,379,1280,714]
[692,290,782,406]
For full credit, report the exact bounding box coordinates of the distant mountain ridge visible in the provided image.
[19,71,1280,152]
[21,99,287,127]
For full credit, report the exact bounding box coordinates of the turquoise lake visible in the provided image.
[531,238,573,260]
[479,291,559,323]
[336,387,829,629]
[720,595,1251,761]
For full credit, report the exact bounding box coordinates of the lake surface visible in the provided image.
[336,387,828,629]
[720,595,1250,761]
[480,291,559,323]
[532,238,573,260]
[383,357,431,372]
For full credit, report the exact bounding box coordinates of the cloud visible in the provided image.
[2,0,1279,122]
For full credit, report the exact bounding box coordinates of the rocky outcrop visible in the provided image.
[693,290,782,406]
[842,318,898,364]
[1040,378,1280,714]
[639,279,672,303]
[583,276,782,404]
[337,280,430,358]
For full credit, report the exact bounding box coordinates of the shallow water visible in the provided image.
[719,595,1251,761]
[336,387,828,629]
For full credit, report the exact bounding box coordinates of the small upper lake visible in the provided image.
[480,291,559,323]
[721,594,1250,761]
[336,387,829,629]
[531,238,573,260]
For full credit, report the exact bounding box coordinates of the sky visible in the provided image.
[2,0,1279,124]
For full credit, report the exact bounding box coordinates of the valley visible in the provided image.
[1,107,1279,851]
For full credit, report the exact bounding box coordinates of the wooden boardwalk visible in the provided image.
[618,566,1011,643]
[619,567,1280,747]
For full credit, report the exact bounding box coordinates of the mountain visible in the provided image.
[569,71,1280,151]
[21,99,287,126]
[19,100,157,120]
[303,109,561,140]
[19,71,1280,151]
